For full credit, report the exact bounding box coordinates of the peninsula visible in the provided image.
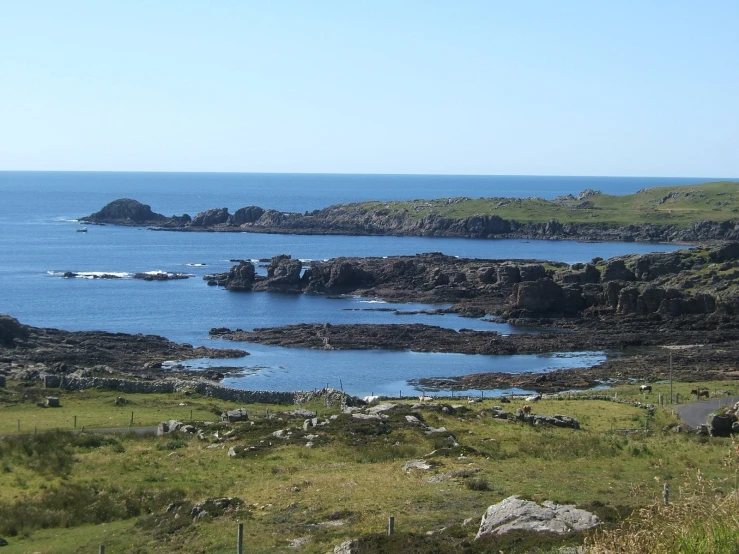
[83,181,739,243]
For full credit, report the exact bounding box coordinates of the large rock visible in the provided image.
[601,259,635,282]
[225,261,256,291]
[513,279,564,313]
[190,208,230,227]
[84,198,167,224]
[221,408,249,422]
[228,206,265,226]
[0,315,29,347]
[708,412,737,437]
[266,255,302,286]
[519,264,547,282]
[475,496,599,539]
[497,265,520,285]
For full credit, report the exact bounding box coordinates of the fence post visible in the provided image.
[663,483,670,505]
[237,522,244,554]
[675,393,680,404]
[130,411,134,425]
[99,546,105,554]
[388,516,395,535]
[74,415,77,428]
[17,419,20,432]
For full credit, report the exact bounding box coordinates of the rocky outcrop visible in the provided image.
[0,315,29,347]
[0,316,246,371]
[475,496,599,538]
[228,206,265,226]
[83,199,168,225]
[190,208,230,227]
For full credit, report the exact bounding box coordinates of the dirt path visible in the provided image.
[675,396,739,428]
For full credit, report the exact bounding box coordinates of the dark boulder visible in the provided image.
[190,208,230,227]
[497,265,520,286]
[602,259,635,282]
[266,255,302,285]
[708,412,737,437]
[513,279,564,313]
[228,206,265,226]
[478,267,497,284]
[225,261,256,291]
[519,264,546,282]
[0,315,29,347]
[84,198,167,224]
[709,242,739,263]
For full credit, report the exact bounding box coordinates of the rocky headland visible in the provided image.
[0,315,247,383]
[83,180,739,243]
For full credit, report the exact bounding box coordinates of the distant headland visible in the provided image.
[82,181,739,243]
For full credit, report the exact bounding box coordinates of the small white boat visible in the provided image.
[76,227,88,233]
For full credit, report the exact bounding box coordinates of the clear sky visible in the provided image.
[1,1,737,176]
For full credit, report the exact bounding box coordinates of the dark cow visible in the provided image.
[639,385,652,393]
[691,388,710,399]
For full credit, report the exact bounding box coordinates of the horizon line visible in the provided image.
[0,169,736,180]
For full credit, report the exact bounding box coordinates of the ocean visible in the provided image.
[0,172,713,396]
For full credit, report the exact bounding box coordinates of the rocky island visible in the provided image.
[83,180,739,242]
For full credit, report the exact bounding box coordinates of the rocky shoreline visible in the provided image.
[0,315,246,383]
[81,194,739,243]
[203,242,739,391]
[7,241,739,393]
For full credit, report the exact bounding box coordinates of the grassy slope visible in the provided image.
[1,382,737,553]
[357,181,739,227]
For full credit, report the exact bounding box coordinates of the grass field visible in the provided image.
[356,181,739,227]
[1,381,737,553]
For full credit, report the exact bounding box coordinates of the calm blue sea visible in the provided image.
[0,172,719,395]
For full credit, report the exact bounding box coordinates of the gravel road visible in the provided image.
[675,395,739,428]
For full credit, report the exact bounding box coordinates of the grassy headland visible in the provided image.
[356,181,739,226]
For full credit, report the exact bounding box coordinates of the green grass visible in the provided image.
[0,383,737,553]
[355,181,739,227]
[0,386,327,434]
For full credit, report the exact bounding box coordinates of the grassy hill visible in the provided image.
[356,181,739,227]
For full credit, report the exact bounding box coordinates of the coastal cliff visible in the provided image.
[83,181,739,243]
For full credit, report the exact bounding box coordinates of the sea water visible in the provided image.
[0,172,708,395]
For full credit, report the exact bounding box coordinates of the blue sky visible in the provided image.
[1,1,737,176]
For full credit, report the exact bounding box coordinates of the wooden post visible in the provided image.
[388,516,395,535]
[74,415,77,428]
[340,379,343,392]
[190,409,193,421]
[130,411,134,425]
[17,419,20,432]
[237,522,244,554]
[658,394,663,406]
[663,483,670,505]
[99,546,105,554]
[675,393,680,404]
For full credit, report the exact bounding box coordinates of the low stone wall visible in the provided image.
[42,374,357,406]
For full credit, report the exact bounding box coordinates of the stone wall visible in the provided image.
[42,374,357,406]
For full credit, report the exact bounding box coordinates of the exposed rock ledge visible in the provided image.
[0,315,246,377]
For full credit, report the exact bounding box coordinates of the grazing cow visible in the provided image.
[690,389,699,396]
[418,395,433,402]
[522,405,532,415]
[699,390,710,399]
[640,385,652,393]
